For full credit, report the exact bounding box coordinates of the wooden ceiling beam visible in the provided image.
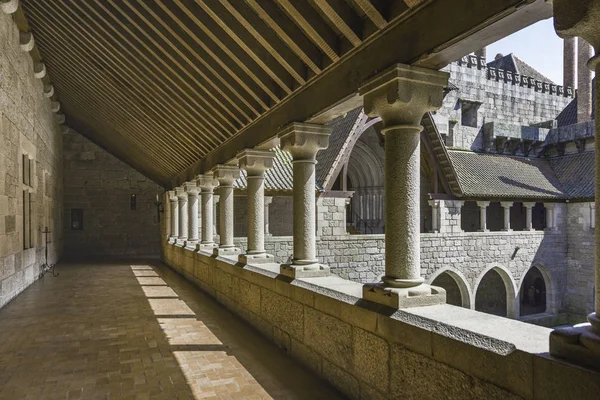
[246,0,323,74]
[82,1,232,142]
[194,0,294,95]
[26,3,211,157]
[33,1,215,154]
[220,0,306,86]
[310,0,362,47]
[172,0,281,105]
[35,35,195,170]
[350,0,387,29]
[275,0,341,62]
[132,0,256,123]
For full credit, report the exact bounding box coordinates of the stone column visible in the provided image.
[524,202,535,231]
[550,0,600,369]
[477,201,490,232]
[197,174,219,252]
[564,37,577,89]
[213,195,219,239]
[359,63,449,308]
[264,196,273,237]
[212,165,240,257]
[279,123,331,278]
[591,203,596,230]
[238,149,275,264]
[184,181,200,249]
[429,200,440,233]
[500,202,513,232]
[545,203,555,231]
[176,187,188,246]
[578,38,593,122]
[168,191,178,243]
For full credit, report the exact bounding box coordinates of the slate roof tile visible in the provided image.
[549,152,594,199]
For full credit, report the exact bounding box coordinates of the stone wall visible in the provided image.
[231,228,568,319]
[62,130,161,258]
[439,62,572,150]
[0,13,63,308]
[564,202,595,319]
[162,241,600,400]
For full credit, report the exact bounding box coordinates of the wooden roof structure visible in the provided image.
[15,0,552,186]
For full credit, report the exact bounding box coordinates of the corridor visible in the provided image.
[0,262,345,400]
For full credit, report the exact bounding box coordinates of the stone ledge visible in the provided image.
[164,242,600,399]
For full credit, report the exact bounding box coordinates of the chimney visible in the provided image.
[474,47,487,60]
[563,37,577,89]
[577,38,593,122]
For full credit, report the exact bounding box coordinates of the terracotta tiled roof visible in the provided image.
[315,107,364,187]
[448,150,567,199]
[549,152,594,200]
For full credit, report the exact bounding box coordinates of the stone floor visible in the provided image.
[0,261,345,400]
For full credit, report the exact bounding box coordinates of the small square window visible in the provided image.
[71,209,84,230]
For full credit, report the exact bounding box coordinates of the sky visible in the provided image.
[486,18,564,84]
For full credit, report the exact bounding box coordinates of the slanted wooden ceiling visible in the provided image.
[20,0,551,187]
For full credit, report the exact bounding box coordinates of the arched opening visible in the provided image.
[475,269,508,317]
[519,266,548,315]
[428,269,471,308]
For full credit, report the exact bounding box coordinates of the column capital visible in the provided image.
[183,181,200,195]
[265,196,273,206]
[554,1,600,55]
[175,187,187,199]
[590,202,596,210]
[500,201,514,208]
[168,190,177,202]
[238,149,275,176]
[213,165,240,186]
[214,194,220,204]
[545,202,557,210]
[1,0,19,14]
[523,202,536,208]
[278,123,330,161]
[359,63,449,129]
[196,173,219,190]
[428,199,440,208]
[476,201,490,208]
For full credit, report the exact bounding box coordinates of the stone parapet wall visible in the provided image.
[162,242,600,400]
[0,13,63,308]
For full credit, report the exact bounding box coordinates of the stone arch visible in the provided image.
[427,268,473,309]
[517,264,556,315]
[347,140,384,228]
[474,265,518,318]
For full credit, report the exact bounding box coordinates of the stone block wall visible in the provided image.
[0,13,63,308]
[564,202,595,319]
[440,62,572,150]
[161,242,600,400]
[316,196,347,236]
[62,130,161,258]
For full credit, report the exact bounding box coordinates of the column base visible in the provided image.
[550,314,600,371]
[239,253,274,265]
[168,237,176,244]
[184,240,199,250]
[501,228,513,232]
[198,242,218,253]
[477,229,489,233]
[280,263,330,278]
[363,283,446,309]
[213,246,241,258]
[175,239,187,247]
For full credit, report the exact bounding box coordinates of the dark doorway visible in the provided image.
[475,269,508,317]
[520,266,547,315]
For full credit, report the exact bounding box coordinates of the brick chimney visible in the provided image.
[577,38,593,122]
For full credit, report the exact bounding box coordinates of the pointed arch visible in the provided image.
[474,265,518,318]
[427,267,473,309]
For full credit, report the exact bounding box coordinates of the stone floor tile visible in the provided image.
[0,261,345,400]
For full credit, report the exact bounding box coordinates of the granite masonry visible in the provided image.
[62,130,162,259]
[0,11,63,308]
